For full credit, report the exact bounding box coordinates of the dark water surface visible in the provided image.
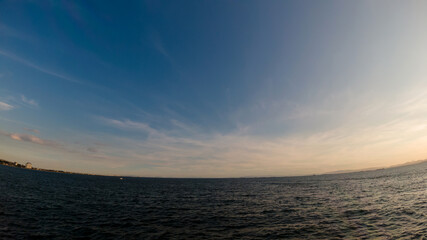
[0,163,426,239]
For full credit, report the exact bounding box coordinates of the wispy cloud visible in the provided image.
[0,49,86,85]
[150,33,183,74]
[24,128,40,134]
[0,102,14,111]
[170,119,198,134]
[98,117,162,137]
[152,33,173,61]
[87,147,98,153]
[0,23,35,42]
[0,130,60,148]
[1,93,38,110]
[21,95,38,107]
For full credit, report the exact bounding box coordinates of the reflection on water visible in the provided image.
[0,162,426,239]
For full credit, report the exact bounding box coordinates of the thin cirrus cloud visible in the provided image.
[98,117,163,137]
[0,101,14,111]
[86,147,98,153]
[0,49,100,89]
[0,130,59,148]
[21,95,38,107]
[0,129,109,163]
[24,128,40,134]
[0,95,38,110]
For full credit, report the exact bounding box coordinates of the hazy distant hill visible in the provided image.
[324,159,427,175]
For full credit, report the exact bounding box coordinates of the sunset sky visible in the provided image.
[1,1,427,177]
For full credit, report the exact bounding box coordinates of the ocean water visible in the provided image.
[0,163,426,239]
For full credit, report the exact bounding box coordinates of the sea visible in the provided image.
[0,162,426,239]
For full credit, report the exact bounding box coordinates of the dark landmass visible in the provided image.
[0,159,100,176]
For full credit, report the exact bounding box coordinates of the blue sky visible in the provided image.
[1,1,427,177]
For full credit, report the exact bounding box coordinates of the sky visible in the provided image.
[1,0,427,177]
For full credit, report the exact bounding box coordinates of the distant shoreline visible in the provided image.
[1,158,426,179]
[0,159,101,176]
[322,159,427,175]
